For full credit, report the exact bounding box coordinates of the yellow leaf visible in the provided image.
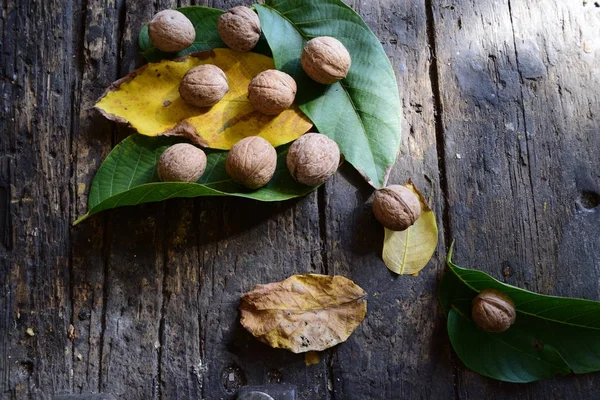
[240,274,367,353]
[95,49,312,149]
[382,183,438,275]
[304,351,320,366]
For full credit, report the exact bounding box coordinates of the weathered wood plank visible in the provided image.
[322,1,455,398]
[432,0,600,397]
[0,0,78,398]
[70,0,126,395]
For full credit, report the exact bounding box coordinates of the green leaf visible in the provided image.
[440,243,600,383]
[138,6,271,62]
[74,135,316,225]
[255,0,402,188]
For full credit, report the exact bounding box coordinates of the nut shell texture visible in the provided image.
[179,65,229,107]
[472,289,516,333]
[372,185,421,231]
[217,6,261,52]
[157,143,207,183]
[248,70,297,115]
[286,133,340,186]
[301,36,351,84]
[226,136,277,189]
[148,10,195,53]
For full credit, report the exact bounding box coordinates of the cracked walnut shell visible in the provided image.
[286,133,340,186]
[472,289,516,333]
[226,136,277,189]
[217,6,261,52]
[179,64,229,108]
[301,36,351,84]
[372,185,421,231]
[148,10,195,53]
[248,70,297,115]
[157,143,207,183]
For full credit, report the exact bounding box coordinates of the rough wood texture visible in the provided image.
[432,0,600,398]
[1,0,599,399]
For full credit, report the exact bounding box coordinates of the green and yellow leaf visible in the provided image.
[95,49,312,150]
[382,183,438,275]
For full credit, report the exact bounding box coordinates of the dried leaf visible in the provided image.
[95,49,312,150]
[382,183,438,275]
[304,351,320,366]
[240,274,367,353]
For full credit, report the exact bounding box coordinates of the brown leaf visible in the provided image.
[240,274,367,353]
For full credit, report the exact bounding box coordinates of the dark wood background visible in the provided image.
[1,0,599,399]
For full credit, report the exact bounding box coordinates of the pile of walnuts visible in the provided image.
[149,6,418,232]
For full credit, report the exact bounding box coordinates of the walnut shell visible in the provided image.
[372,185,421,231]
[157,143,207,183]
[472,289,516,333]
[179,65,229,108]
[226,136,277,189]
[301,36,351,84]
[217,6,261,52]
[248,70,297,115]
[148,10,195,53]
[286,133,340,186]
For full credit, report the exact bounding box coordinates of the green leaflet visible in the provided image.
[255,0,402,188]
[440,243,600,383]
[74,135,316,225]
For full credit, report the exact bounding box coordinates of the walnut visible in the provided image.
[286,133,340,186]
[179,64,229,108]
[217,6,261,52]
[157,143,207,183]
[248,70,297,115]
[472,289,516,333]
[301,36,351,84]
[372,185,421,231]
[148,10,195,53]
[226,136,277,189]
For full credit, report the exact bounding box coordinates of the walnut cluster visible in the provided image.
[143,8,353,190]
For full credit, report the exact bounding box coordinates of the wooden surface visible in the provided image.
[1,0,599,399]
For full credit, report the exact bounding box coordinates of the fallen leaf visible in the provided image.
[382,182,438,275]
[240,274,367,353]
[304,351,320,366]
[95,48,312,150]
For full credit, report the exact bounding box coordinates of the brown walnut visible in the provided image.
[301,36,351,84]
[372,185,421,231]
[179,64,229,108]
[217,6,261,52]
[248,70,297,115]
[148,10,195,53]
[226,136,277,189]
[286,133,340,186]
[157,143,207,183]
[472,289,516,333]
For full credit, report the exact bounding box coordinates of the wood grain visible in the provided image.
[432,0,600,398]
[1,0,599,399]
